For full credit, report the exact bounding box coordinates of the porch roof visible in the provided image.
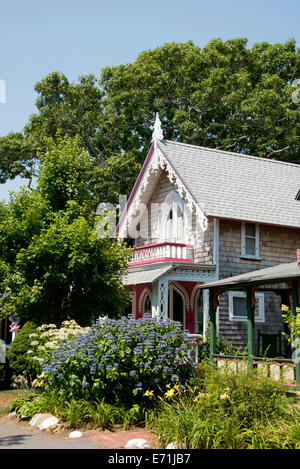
[198,261,300,291]
[123,264,174,286]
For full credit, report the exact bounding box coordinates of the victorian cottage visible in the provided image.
[118,115,300,353]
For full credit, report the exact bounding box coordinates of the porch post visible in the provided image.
[151,281,159,319]
[246,286,256,370]
[209,289,217,361]
[291,280,300,390]
[203,289,209,340]
[158,278,168,321]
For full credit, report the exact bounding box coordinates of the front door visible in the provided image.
[168,287,184,328]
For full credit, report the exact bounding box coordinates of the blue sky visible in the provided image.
[0,0,299,199]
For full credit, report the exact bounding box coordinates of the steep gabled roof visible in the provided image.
[160,140,300,229]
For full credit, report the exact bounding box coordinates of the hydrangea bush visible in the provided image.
[36,314,196,406]
[27,320,90,377]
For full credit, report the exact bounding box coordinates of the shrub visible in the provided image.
[195,364,288,425]
[147,364,296,449]
[6,321,39,384]
[27,319,90,376]
[8,391,149,429]
[37,314,195,406]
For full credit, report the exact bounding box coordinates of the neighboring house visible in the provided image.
[118,115,300,352]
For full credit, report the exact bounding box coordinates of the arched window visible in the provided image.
[177,205,184,240]
[168,283,187,329]
[143,294,152,315]
[161,190,185,242]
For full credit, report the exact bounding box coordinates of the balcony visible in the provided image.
[128,242,194,266]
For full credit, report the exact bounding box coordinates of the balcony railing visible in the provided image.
[128,242,194,266]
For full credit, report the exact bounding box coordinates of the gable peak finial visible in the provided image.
[152,112,164,145]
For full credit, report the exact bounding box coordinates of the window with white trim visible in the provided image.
[161,190,185,242]
[241,222,260,258]
[228,291,265,322]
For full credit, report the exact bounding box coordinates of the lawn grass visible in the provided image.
[0,389,30,415]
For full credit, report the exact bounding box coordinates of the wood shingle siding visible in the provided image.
[218,219,300,348]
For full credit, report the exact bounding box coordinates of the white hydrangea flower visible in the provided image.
[44,341,58,349]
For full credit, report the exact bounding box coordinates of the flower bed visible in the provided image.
[30,314,195,407]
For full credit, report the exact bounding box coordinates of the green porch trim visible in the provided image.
[291,280,300,390]
[209,289,217,361]
[246,287,256,370]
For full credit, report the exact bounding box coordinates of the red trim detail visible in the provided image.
[251,286,259,308]
[128,257,193,266]
[135,283,152,319]
[134,242,193,250]
[213,290,224,310]
[179,281,198,334]
[275,290,291,308]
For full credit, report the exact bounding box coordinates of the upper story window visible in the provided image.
[241,222,260,259]
[165,204,184,241]
[161,190,185,242]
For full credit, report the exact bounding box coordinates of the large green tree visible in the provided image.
[0,39,299,203]
[0,137,130,326]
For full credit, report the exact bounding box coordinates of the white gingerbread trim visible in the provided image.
[118,142,208,238]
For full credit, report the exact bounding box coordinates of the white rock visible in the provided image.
[38,416,59,431]
[166,442,185,449]
[30,413,59,430]
[30,414,41,427]
[69,431,83,439]
[124,438,150,449]
[7,412,17,418]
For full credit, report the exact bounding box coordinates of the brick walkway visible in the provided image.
[83,428,158,449]
[0,413,159,449]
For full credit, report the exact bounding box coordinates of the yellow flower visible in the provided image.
[32,378,44,388]
[173,384,180,391]
[296,307,300,313]
[166,384,171,389]
[165,388,176,399]
[281,304,289,312]
[144,390,154,397]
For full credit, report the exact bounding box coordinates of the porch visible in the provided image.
[123,262,217,335]
[199,255,300,389]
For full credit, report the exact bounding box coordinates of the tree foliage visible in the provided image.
[0,39,299,203]
[6,321,38,380]
[0,137,130,326]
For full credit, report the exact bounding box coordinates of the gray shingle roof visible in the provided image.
[160,140,300,229]
[123,264,174,285]
[198,261,300,290]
